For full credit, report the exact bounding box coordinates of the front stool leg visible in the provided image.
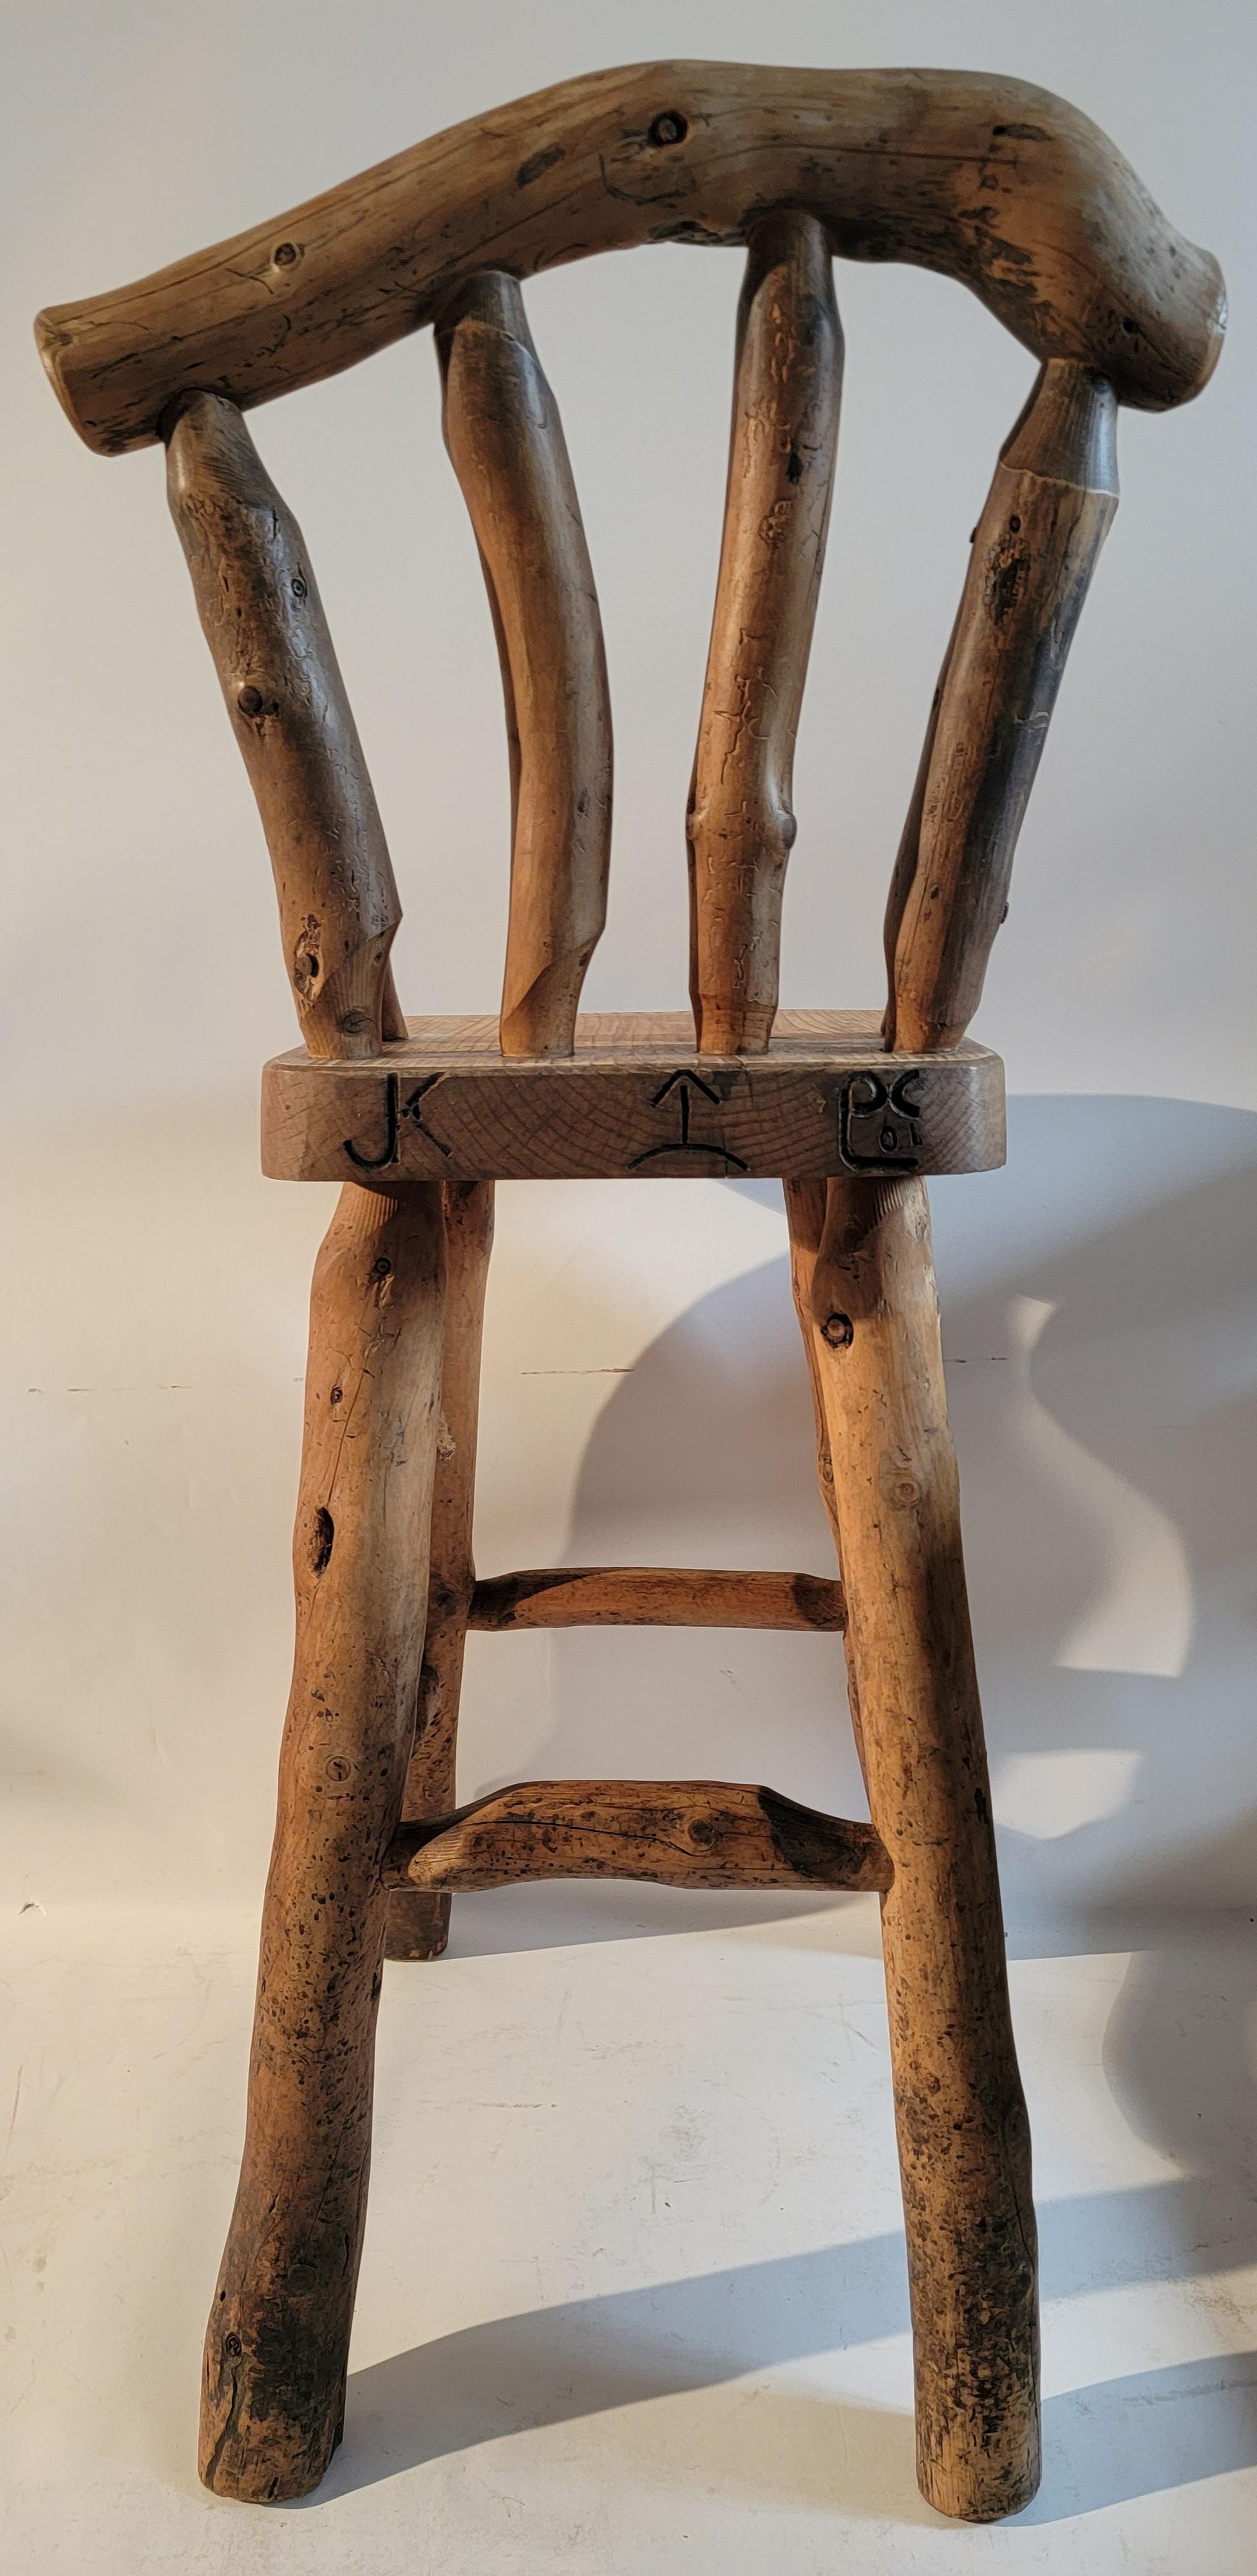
[200,1179,446,2501]
[785,1177,1039,2521]
[386,1179,495,1962]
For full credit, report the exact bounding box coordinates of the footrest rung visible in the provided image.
[384,1779,890,1895]
[469,1566,846,1631]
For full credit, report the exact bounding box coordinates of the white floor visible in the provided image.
[3,1891,1255,2573]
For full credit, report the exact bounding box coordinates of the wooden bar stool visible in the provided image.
[37,62,1224,2521]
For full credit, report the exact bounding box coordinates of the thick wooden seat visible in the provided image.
[37,56,1222,2526]
[263,1009,1005,1183]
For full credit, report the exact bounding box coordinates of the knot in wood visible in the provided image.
[820,1311,854,1349]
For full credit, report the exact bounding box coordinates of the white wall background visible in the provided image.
[2,0,1253,1923]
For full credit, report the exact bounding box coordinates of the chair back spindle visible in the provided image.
[39,62,1224,1081]
[689,210,842,1054]
[884,361,1119,1052]
[436,273,612,1056]
[165,392,405,1059]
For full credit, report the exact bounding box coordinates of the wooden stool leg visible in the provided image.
[785,1177,1039,2521]
[386,1180,495,1962]
[200,1180,446,2501]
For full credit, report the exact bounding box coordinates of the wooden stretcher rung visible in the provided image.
[468,1566,846,1632]
[383,1779,891,1895]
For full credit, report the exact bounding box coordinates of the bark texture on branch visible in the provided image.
[387,1180,495,1962]
[688,210,842,1052]
[165,393,404,1058]
[386,1777,890,1893]
[884,361,1119,1051]
[437,273,610,1056]
[785,1173,1039,2520]
[199,1181,445,2501]
[40,64,1224,453]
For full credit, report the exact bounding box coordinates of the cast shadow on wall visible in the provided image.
[452,1092,1257,1943]
[347,1095,1257,2523]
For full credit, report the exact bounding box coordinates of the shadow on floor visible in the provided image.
[341,1897,1257,2521]
[321,2197,1257,2521]
[299,1099,1257,2523]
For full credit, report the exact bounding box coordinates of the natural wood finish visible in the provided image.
[384,1778,891,1893]
[38,64,1225,455]
[262,1009,1005,1184]
[200,1181,445,2501]
[165,394,405,1059]
[469,1564,845,1631]
[785,1174,1038,2520]
[437,274,611,1054]
[879,601,962,1050]
[39,52,1224,2529]
[783,1179,867,1781]
[387,1180,495,1963]
[884,361,1119,1052]
[689,211,842,1052]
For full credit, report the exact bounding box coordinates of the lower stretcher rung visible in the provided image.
[384,1778,890,1894]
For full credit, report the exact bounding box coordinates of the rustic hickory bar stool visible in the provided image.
[38,62,1223,2521]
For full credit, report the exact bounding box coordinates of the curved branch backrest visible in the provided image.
[36,62,1225,1065]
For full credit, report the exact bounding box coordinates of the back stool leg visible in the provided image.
[386,1180,495,1962]
[200,1180,446,2501]
[785,1177,1039,2521]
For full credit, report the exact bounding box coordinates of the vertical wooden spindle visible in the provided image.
[784,1175,867,1782]
[200,1180,445,2500]
[437,274,612,1057]
[386,1179,495,1962]
[885,361,1118,1052]
[165,393,405,1057]
[880,599,962,1025]
[784,1175,1039,2521]
[689,211,842,1054]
